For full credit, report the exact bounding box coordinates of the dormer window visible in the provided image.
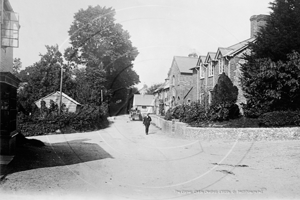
[219,58,224,74]
[200,65,205,79]
[208,61,214,77]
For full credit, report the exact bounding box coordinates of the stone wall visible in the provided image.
[151,115,300,141]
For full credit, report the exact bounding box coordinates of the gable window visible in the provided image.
[208,62,214,77]
[200,65,205,79]
[219,58,225,74]
[172,75,175,86]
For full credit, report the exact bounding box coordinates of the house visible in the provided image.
[167,56,198,106]
[132,94,155,115]
[35,91,81,113]
[153,78,170,115]
[190,55,206,103]
[0,0,21,163]
[192,14,268,110]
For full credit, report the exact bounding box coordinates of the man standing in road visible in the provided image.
[143,113,152,135]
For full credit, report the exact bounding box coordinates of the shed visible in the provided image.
[35,91,81,113]
[132,94,155,115]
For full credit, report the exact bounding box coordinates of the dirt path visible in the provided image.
[1,115,300,200]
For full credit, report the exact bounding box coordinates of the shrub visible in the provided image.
[182,102,207,124]
[209,73,239,121]
[18,104,109,136]
[259,111,300,127]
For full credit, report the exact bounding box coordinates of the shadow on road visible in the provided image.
[0,139,113,179]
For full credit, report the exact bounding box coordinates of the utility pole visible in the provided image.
[59,64,63,115]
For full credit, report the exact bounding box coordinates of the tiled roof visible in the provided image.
[190,55,206,70]
[174,56,198,74]
[224,37,255,57]
[204,52,217,63]
[133,94,154,106]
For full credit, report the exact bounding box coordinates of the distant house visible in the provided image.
[132,94,155,115]
[168,56,198,106]
[153,78,170,115]
[35,91,81,113]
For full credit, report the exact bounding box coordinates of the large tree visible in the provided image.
[246,0,300,62]
[17,45,75,111]
[65,5,140,106]
[241,0,300,116]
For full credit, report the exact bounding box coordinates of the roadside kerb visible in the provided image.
[150,115,300,141]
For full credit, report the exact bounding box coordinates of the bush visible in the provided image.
[207,104,240,122]
[209,73,239,121]
[259,111,300,127]
[164,102,208,126]
[182,102,208,125]
[18,104,109,136]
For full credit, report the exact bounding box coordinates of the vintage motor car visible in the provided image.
[129,109,142,121]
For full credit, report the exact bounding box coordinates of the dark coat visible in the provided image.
[143,115,152,126]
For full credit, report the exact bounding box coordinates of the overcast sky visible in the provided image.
[11,0,272,88]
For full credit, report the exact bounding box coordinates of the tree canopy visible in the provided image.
[241,0,300,116]
[146,83,163,94]
[246,0,300,62]
[65,5,140,106]
[17,45,75,111]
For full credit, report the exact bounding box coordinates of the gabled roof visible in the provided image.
[190,55,206,70]
[163,79,170,89]
[35,91,81,105]
[215,47,234,60]
[154,79,170,93]
[133,94,154,106]
[173,56,198,74]
[224,37,255,58]
[204,52,217,64]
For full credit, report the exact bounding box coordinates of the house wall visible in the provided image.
[168,61,193,105]
[179,73,193,104]
[0,48,13,73]
[35,94,78,113]
[191,69,198,102]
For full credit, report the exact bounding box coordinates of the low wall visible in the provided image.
[150,115,300,141]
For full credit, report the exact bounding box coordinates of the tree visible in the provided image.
[12,58,22,77]
[17,45,75,112]
[209,73,239,121]
[241,51,300,117]
[65,5,140,107]
[146,83,163,94]
[241,0,300,116]
[246,0,300,62]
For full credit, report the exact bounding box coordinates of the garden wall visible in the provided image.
[151,115,300,141]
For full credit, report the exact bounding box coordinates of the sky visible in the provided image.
[11,0,272,88]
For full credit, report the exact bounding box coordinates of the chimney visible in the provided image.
[250,14,269,38]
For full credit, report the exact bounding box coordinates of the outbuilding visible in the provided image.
[132,94,155,116]
[35,91,81,113]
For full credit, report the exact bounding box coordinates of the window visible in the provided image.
[208,91,212,104]
[219,58,225,74]
[200,65,205,79]
[208,62,214,77]
[142,106,147,109]
[172,75,175,86]
[187,99,191,105]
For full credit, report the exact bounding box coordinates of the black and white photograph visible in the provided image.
[1,0,300,199]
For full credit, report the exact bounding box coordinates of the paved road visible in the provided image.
[0,115,300,200]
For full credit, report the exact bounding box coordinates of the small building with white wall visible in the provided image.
[35,91,81,113]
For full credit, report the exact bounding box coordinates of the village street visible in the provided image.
[1,115,300,200]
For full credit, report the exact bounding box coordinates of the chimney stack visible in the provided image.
[250,14,269,38]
